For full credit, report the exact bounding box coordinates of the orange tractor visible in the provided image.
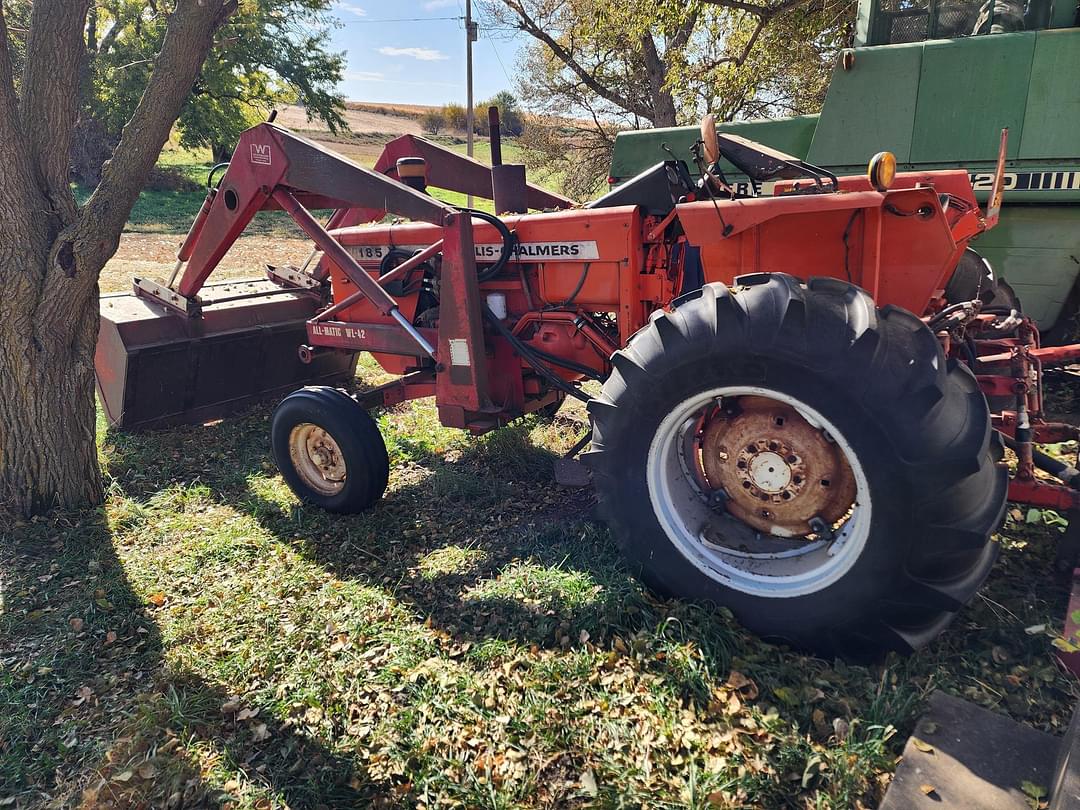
[97,115,1080,657]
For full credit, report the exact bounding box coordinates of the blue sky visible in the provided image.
[326,0,525,106]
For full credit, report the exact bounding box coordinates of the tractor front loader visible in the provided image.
[96,117,1080,658]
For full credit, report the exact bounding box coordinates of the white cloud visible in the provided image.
[377,46,449,61]
[423,0,457,9]
[345,70,386,81]
[334,1,367,16]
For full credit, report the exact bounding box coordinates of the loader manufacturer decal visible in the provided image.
[346,240,601,264]
[249,144,272,166]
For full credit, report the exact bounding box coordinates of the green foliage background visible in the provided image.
[75,1,346,167]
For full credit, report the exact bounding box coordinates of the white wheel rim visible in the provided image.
[289,423,347,496]
[645,386,872,598]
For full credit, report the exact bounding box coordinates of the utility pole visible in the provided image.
[465,0,476,206]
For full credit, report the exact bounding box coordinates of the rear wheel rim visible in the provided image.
[645,386,872,598]
[289,423,347,496]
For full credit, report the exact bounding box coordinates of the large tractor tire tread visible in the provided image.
[585,274,1006,658]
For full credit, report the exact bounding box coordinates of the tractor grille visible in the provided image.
[889,12,930,41]
[879,0,992,43]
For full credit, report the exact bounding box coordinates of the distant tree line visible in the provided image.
[421,91,524,138]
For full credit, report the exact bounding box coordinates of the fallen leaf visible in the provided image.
[70,617,84,633]
[105,630,118,645]
[1025,624,1047,635]
[221,699,241,714]
[114,770,134,783]
[773,686,798,705]
[920,784,937,796]
[833,717,850,741]
[148,592,166,607]
[911,737,935,754]
[1021,780,1047,799]
[237,707,259,721]
[726,671,759,699]
[579,768,598,797]
[137,762,158,779]
[251,723,270,742]
[1052,637,1079,653]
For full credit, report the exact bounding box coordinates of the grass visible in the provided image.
[3,356,1079,808]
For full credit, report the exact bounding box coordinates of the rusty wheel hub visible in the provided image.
[700,396,856,537]
[289,423,347,496]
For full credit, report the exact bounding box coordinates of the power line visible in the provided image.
[337,15,463,23]
[487,36,514,88]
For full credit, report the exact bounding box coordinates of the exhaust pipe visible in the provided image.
[488,106,527,215]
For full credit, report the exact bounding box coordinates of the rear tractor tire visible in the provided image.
[271,386,389,513]
[584,274,1007,658]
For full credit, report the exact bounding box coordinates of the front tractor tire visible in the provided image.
[271,386,389,514]
[585,275,1007,658]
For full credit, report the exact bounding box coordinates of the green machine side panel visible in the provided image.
[1019,29,1080,159]
[609,126,697,181]
[608,116,819,182]
[1050,0,1079,28]
[970,205,1080,326]
[807,43,923,166]
[911,33,1035,162]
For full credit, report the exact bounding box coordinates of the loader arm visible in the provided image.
[324,134,575,231]
[170,123,456,301]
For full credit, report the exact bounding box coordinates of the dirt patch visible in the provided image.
[275,103,423,137]
[101,233,312,294]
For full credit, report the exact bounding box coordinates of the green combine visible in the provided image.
[610,0,1080,331]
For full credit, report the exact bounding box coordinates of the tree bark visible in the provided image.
[640,34,678,128]
[0,0,236,516]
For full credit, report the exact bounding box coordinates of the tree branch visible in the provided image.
[21,0,91,216]
[699,16,768,72]
[79,0,237,259]
[501,0,656,122]
[700,0,814,21]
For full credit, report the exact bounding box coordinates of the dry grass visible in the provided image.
[2,374,1079,808]
[100,234,312,294]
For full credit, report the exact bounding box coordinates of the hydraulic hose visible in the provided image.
[482,304,592,403]
[456,207,516,281]
[1001,433,1080,490]
[464,205,602,400]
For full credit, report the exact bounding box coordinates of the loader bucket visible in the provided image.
[96,279,357,430]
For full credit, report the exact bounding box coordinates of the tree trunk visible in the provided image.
[0,277,103,513]
[640,34,679,127]
[211,142,233,163]
[0,0,235,517]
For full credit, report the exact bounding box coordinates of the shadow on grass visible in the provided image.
[0,507,403,807]
[103,409,685,655]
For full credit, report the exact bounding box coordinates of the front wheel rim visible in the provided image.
[645,386,872,598]
[289,423,347,496]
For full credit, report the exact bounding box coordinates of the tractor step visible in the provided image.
[881,691,1078,809]
[96,278,356,430]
